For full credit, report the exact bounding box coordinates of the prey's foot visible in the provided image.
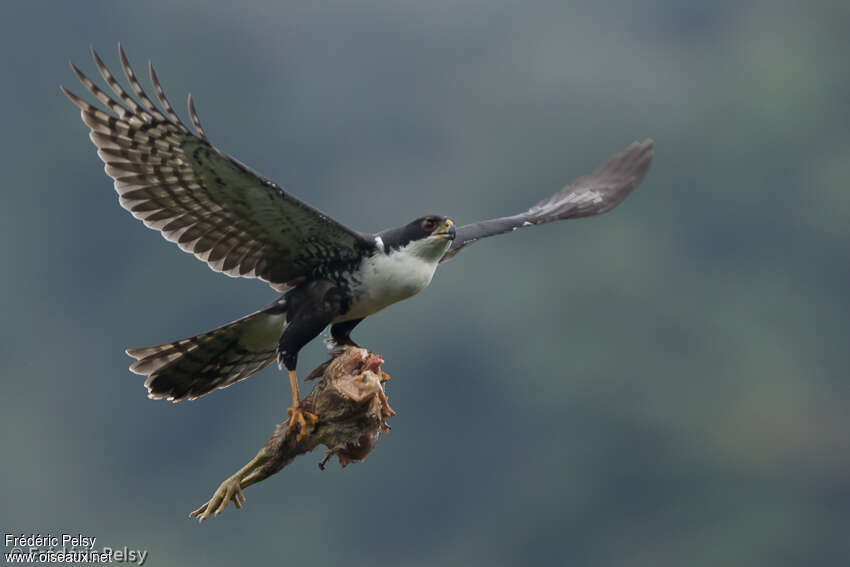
[287,404,319,441]
[189,475,246,523]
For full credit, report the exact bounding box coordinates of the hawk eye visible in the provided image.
[422,218,437,232]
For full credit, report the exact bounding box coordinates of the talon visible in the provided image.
[285,368,317,441]
[287,404,319,441]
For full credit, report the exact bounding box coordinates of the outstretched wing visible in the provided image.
[62,45,373,291]
[442,139,654,261]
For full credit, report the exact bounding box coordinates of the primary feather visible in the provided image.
[442,139,654,261]
[62,44,372,291]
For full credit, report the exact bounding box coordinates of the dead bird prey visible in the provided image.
[190,346,394,522]
[62,45,654,439]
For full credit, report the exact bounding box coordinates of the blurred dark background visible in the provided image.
[2,1,848,565]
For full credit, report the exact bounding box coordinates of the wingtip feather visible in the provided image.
[90,46,107,73]
[68,60,86,82]
[60,85,88,111]
[187,92,208,140]
[125,347,144,359]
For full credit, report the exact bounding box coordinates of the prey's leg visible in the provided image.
[189,451,272,522]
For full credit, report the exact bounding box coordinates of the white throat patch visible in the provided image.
[335,236,451,322]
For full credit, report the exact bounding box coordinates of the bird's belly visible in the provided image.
[335,253,436,322]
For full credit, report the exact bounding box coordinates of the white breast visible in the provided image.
[336,246,440,322]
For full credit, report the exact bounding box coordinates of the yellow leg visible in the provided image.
[288,369,300,408]
[286,369,318,441]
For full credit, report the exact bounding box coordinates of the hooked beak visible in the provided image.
[433,218,456,241]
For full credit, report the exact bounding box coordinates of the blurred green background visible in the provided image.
[2,1,848,565]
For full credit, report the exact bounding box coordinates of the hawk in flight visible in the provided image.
[63,45,653,438]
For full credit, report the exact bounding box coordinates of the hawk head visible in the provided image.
[378,216,455,259]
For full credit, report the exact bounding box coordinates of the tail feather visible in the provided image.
[127,308,286,402]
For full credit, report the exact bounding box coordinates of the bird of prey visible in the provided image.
[63,45,653,439]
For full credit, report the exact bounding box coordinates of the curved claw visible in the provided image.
[287,405,319,441]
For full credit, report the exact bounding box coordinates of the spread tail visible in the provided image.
[127,307,286,402]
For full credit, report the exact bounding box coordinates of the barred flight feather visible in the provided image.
[62,43,372,291]
[126,309,286,402]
